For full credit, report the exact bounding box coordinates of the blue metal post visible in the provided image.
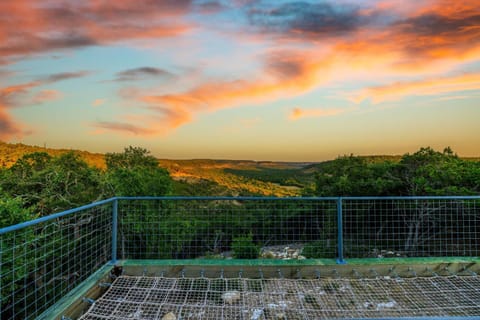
[336,197,346,264]
[111,198,118,264]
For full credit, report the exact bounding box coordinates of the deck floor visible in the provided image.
[79,274,480,319]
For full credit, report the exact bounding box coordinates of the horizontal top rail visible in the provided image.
[115,196,340,201]
[115,195,480,201]
[0,197,115,235]
[341,195,480,200]
[2,195,479,235]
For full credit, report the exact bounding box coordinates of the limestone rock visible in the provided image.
[161,312,177,320]
[222,290,241,304]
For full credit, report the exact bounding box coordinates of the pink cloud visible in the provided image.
[31,89,61,104]
[4,0,476,138]
[92,121,157,136]
[289,107,349,121]
[92,98,106,107]
[354,73,480,104]
[0,1,193,61]
[0,108,22,140]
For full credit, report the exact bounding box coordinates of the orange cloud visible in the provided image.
[76,1,480,136]
[131,50,335,132]
[289,107,348,120]
[0,108,22,139]
[0,1,193,61]
[0,71,86,138]
[354,73,480,103]
[31,90,61,104]
[92,98,106,107]
[95,48,334,136]
[92,121,157,136]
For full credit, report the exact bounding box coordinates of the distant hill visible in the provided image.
[2,141,478,197]
[0,141,106,168]
[158,159,314,196]
[0,141,316,196]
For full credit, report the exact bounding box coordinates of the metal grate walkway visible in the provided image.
[80,273,480,319]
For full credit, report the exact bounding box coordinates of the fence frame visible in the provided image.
[1,195,480,320]
[2,195,480,265]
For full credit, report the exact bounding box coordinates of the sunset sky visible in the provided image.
[0,0,479,161]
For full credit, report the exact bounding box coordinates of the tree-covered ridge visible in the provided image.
[2,141,479,198]
[0,141,106,169]
[314,147,480,196]
[159,159,303,197]
[0,147,172,217]
[1,146,479,318]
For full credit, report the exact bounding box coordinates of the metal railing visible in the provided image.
[1,196,479,319]
[0,199,114,320]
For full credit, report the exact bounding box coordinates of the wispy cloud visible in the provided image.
[3,0,479,143]
[92,47,331,136]
[114,67,173,82]
[289,107,349,121]
[247,1,373,39]
[0,108,22,139]
[92,121,157,136]
[0,82,39,138]
[92,98,106,107]
[0,1,193,61]
[0,82,39,107]
[0,69,89,138]
[354,73,480,103]
[135,51,330,133]
[41,71,91,83]
[31,89,61,105]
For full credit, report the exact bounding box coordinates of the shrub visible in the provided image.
[302,240,335,258]
[232,234,259,259]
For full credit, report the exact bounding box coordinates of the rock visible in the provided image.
[376,301,397,310]
[250,308,264,320]
[261,250,276,259]
[222,291,241,304]
[161,312,177,320]
[274,312,287,319]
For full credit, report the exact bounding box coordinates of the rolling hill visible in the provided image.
[3,141,477,197]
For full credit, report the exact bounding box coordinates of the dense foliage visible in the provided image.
[0,146,173,319]
[314,147,480,196]
[0,147,172,218]
[1,145,479,318]
[104,147,171,197]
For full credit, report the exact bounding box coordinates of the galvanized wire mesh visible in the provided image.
[0,202,113,320]
[116,197,480,261]
[117,198,338,260]
[80,269,480,319]
[342,198,480,258]
[1,196,480,320]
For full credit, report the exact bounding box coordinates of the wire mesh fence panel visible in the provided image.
[0,202,112,320]
[80,273,480,320]
[117,198,338,260]
[1,196,480,319]
[342,198,480,258]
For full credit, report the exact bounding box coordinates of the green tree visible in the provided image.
[314,147,480,257]
[315,155,401,196]
[1,152,103,215]
[0,195,38,318]
[398,147,479,195]
[105,147,172,196]
[105,146,158,169]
